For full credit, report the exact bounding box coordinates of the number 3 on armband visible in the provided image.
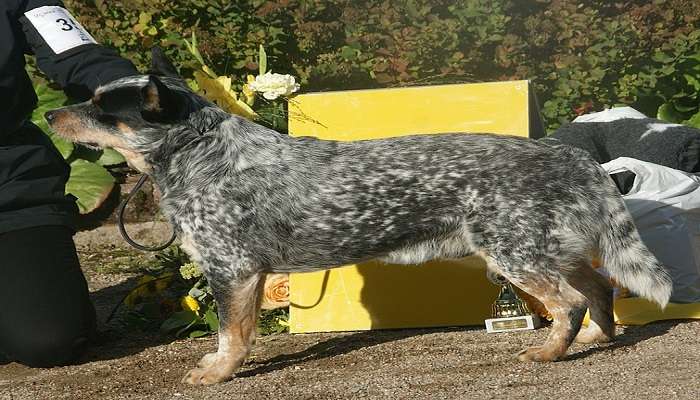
[56,18,76,31]
[24,6,97,53]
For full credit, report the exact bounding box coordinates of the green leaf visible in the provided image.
[160,310,198,332]
[189,330,209,338]
[188,287,206,299]
[204,308,219,331]
[176,319,200,337]
[184,31,205,66]
[685,110,700,129]
[69,145,124,166]
[660,65,676,75]
[66,159,115,214]
[70,146,102,163]
[31,84,74,159]
[672,103,699,113]
[684,73,700,91]
[651,51,674,63]
[405,0,420,18]
[259,45,267,76]
[657,102,686,123]
[96,148,126,166]
[138,12,152,25]
[340,45,358,60]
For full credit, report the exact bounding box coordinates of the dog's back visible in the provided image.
[210,131,650,277]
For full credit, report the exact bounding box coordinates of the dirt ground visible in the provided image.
[1,223,699,400]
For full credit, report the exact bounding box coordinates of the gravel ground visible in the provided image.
[1,224,698,400]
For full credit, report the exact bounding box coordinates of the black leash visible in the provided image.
[117,174,177,252]
[105,175,177,325]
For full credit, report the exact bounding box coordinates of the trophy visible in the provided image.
[484,274,540,333]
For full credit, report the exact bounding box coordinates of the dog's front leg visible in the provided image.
[182,272,265,385]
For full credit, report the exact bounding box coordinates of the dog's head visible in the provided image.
[45,48,226,173]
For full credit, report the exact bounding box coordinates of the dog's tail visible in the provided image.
[597,197,672,308]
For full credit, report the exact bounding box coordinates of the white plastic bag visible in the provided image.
[602,157,700,303]
[573,106,648,122]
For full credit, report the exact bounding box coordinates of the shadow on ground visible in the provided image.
[78,276,179,364]
[238,326,476,377]
[567,319,686,361]
[238,319,689,376]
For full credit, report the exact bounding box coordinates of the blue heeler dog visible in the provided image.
[45,49,672,385]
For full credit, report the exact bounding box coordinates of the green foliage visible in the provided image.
[64,0,290,92]
[644,32,700,128]
[500,0,700,130]
[30,83,121,213]
[258,308,290,335]
[160,306,220,339]
[58,0,700,132]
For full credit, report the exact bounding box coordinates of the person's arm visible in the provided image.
[17,0,138,99]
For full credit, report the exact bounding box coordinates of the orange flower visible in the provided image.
[260,273,289,310]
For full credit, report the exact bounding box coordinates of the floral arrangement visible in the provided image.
[183,33,298,131]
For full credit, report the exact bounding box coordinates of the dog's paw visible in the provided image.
[516,346,561,362]
[197,352,219,368]
[181,366,231,385]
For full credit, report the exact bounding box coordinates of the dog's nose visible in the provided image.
[44,110,57,124]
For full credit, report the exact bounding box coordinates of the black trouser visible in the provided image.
[0,121,77,232]
[0,225,95,367]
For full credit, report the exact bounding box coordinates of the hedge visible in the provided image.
[56,0,700,131]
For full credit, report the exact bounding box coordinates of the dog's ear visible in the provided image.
[141,75,186,122]
[150,47,180,78]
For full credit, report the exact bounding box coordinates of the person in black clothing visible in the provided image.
[1,0,138,367]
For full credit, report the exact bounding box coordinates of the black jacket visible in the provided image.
[0,0,137,233]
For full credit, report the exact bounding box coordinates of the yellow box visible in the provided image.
[583,298,700,326]
[288,80,544,333]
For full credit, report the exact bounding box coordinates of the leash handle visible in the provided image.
[117,174,177,252]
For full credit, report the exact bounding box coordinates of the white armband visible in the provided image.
[24,6,97,54]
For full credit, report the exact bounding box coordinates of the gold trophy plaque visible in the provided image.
[485,278,540,333]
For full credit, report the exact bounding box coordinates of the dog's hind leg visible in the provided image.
[481,252,588,362]
[509,270,588,362]
[568,263,615,344]
[182,272,265,385]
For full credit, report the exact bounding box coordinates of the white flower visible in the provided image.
[247,72,300,100]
